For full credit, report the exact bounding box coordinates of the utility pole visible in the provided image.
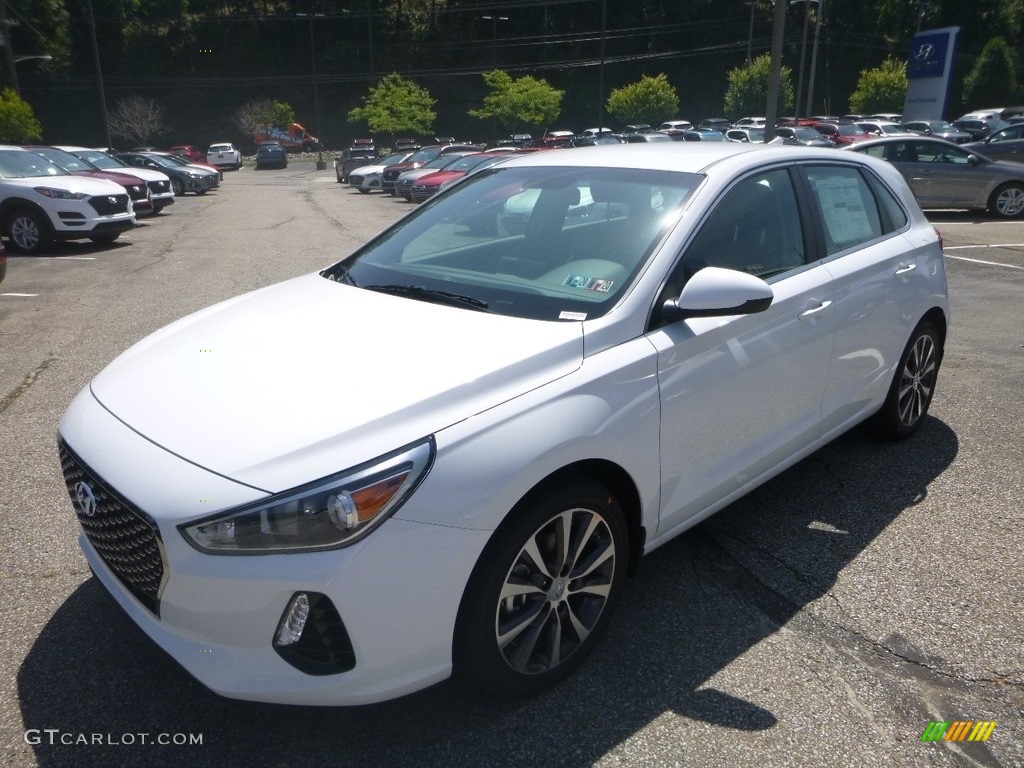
[0,0,20,93]
[763,0,787,141]
[806,0,825,119]
[794,0,812,119]
[598,0,607,130]
[86,0,112,148]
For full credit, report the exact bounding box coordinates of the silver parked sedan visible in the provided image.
[848,136,1024,218]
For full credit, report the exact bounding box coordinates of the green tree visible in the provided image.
[606,74,680,127]
[0,89,43,142]
[348,73,436,138]
[723,54,794,120]
[848,57,907,115]
[963,37,1019,108]
[469,70,564,133]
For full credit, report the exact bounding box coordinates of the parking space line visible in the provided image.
[944,254,1024,270]
[1,293,39,297]
[34,256,97,261]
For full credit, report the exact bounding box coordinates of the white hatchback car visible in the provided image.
[59,143,949,705]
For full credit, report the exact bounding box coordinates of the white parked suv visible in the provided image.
[59,143,947,705]
[0,146,136,253]
[207,142,242,170]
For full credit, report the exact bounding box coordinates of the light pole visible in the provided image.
[11,54,51,96]
[298,12,326,168]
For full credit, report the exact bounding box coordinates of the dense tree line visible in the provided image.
[5,0,1022,149]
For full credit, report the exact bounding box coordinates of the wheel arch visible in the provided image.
[490,459,646,578]
[919,306,948,362]
[0,198,54,235]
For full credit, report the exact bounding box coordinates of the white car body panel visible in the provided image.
[89,273,583,491]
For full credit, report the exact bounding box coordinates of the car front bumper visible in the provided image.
[59,387,490,705]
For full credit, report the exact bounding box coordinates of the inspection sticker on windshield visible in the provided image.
[562,274,614,292]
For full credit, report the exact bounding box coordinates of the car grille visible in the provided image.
[88,194,130,216]
[383,168,403,182]
[58,440,167,616]
[147,180,170,195]
[411,185,436,202]
[349,175,364,185]
[396,179,415,196]
[126,184,148,202]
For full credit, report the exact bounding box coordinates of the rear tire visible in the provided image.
[6,208,52,254]
[455,476,627,697]
[873,321,942,439]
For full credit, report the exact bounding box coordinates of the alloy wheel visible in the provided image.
[897,333,937,428]
[495,507,616,675]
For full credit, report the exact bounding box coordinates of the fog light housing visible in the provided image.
[272,592,356,675]
[275,592,310,646]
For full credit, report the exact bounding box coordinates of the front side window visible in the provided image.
[322,166,700,321]
[913,142,970,165]
[677,168,807,280]
[804,165,884,254]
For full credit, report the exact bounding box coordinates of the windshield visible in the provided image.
[793,127,820,140]
[30,147,93,172]
[0,149,69,178]
[380,153,410,166]
[321,165,700,321]
[74,150,129,170]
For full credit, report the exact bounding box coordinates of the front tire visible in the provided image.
[455,477,627,696]
[6,208,52,254]
[171,178,184,196]
[874,321,942,439]
[989,182,1024,219]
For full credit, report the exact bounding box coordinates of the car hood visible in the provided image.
[74,170,147,188]
[90,273,584,492]
[0,175,126,196]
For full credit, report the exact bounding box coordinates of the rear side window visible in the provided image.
[804,166,885,255]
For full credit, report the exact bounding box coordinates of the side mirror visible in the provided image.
[967,153,983,166]
[662,266,774,322]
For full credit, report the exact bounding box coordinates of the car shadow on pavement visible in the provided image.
[18,417,958,768]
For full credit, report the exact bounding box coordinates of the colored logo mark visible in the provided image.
[921,720,996,742]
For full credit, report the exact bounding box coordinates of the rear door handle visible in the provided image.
[799,300,832,319]
[895,264,917,276]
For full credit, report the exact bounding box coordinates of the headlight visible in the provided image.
[187,172,202,179]
[180,438,435,554]
[35,187,88,200]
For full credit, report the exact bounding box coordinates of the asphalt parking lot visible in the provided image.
[0,162,1021,768]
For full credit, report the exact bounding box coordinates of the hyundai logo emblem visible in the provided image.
[73,480,98,518]
[914,43,935,61]
[108,196,118,205]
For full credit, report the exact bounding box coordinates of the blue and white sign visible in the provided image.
[903,27,960,121]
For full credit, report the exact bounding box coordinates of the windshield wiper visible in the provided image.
[364,284,491,312]
[325,264,358,286]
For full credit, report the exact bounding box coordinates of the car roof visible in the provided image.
[487,142,856,177]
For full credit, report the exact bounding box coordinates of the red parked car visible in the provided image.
[409,153,511,203]
[167,144,205,163]
[811,121,872,146]
[382,144,482,195]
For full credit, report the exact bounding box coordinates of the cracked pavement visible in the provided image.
[0,168,1021,767]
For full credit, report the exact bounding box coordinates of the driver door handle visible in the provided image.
[799,300,832,320]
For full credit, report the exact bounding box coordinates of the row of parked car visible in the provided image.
[332,107,1024,220]
[0,145,225,260]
